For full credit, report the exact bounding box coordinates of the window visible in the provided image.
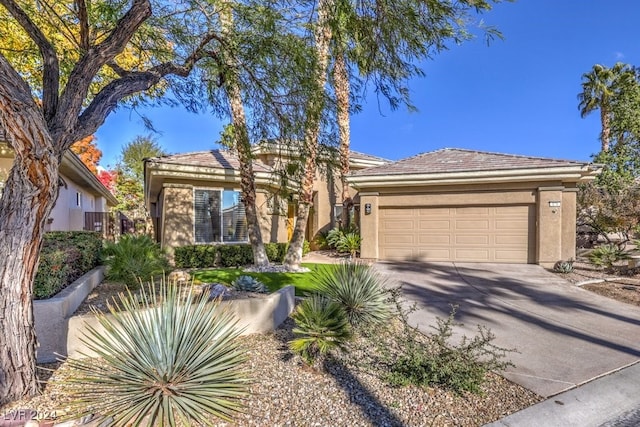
[76,192,82,208]
[194,189,247,243]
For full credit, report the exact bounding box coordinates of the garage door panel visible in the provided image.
[382,234,415,245]
[419,220,451,230]
[455,235,489,245]
[381,219,414,230]
[379,205,534,263]
[417,249,452,260]
[419,234,451,244]
[455,219,490,230]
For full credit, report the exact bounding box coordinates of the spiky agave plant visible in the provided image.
[313,262,392,327]
[290,295,351,364]
[64,279,248,426]
[232,275,267,293]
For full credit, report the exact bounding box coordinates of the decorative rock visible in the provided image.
[167,270,191,284]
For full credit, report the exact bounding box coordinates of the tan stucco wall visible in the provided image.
[256,190,288,243]
[161,185,194,256]
[48,172,100,231]
[358,181,579,266]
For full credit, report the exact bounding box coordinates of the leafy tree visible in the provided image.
[115,135,165,219]
[97,168,116,192]
[283,0,503,269]
[0,0,239,404]
[71,135,102,174]
[578,63,637,152]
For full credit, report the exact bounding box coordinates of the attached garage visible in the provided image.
[378,205,535,263]
[349,148,601,267]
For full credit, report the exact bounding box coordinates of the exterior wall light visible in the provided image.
[548,201,561,207]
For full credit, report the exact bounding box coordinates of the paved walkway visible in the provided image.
[374,261,640,398]
[486,361,640,426]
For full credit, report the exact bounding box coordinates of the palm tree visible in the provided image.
[578,62,635,152]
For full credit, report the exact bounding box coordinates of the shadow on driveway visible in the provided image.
[375,261,640,397]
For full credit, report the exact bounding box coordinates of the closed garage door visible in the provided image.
[379,205,535,263]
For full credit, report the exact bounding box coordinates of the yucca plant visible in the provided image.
[290,295,351,364]
[313,262,392,328]
[232,275,267,293]
[64,280,248,426]
[102,234,170,288]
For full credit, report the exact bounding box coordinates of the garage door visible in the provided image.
[379,205,535,263]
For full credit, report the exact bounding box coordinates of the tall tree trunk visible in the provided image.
[601,106,611,152]
[284,0,334,269]
[220,3,269,266]
[334,50,351,226]
[0,96,60,404]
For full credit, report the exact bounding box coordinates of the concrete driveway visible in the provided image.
[375,262,640,398]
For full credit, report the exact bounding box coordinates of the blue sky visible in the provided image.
[95,0,640,168]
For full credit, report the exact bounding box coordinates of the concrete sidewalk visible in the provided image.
[486,362,640,426]
[375,261,640,398]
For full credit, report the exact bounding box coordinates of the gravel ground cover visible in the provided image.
[552,257,640,307]
[1,319,540,427]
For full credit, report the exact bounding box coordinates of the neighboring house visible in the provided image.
[144,146,601,267]
[143,144,387,255]
[0,132,117,235]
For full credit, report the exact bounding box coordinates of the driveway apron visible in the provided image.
[375,262,640,398]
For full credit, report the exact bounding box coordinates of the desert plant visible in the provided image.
[312,262,392,327]
[290,295,351,364]
[336,232,362,258]
[102,234,170,288]
[589,243,629,271]
[64,280,248,425]
[553,260,574,274]
[232,275,267,293]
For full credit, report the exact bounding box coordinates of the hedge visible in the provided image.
[34,231,103,299]
[174,241,310,269]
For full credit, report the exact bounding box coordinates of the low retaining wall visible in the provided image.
[33,266,105,363]
[65,285,296,359]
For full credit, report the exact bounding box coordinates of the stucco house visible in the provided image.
[0,131,117,234]
[143,145,387,254]
[144,146,600,266]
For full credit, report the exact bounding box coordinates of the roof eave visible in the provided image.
[62,151,118,205]
[348,165,602,189]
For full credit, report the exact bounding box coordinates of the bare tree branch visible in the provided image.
[0,0,59,123]
[54,0,152,134]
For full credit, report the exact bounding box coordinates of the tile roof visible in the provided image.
[147,150,272,173]
[349,150,390,163]
[351,148,590,177]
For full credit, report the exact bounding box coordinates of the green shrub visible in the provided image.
[376,298,514,395]
[336,233,361,258]
[218,244,254,267]
[103,234,170,288]
[34,249,71,299]
[553,260,574,274]
[265,243,288,263]
[313,262,391,327]
[589,244,629,271]
[175,242,308,268]
[303,239,311,257]
[314,230,331,250]
[174,245,218,268]
[232,275,267,293]
[290,294,351,365]
[34,232,102,299]
[65,280,248,425]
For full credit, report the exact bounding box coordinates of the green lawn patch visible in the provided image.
[192,263,330,295]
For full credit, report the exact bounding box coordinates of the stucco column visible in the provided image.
[537,187,564,267]
[561,188,578,261]
[359,192,379,259]
[162,184,194,258]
